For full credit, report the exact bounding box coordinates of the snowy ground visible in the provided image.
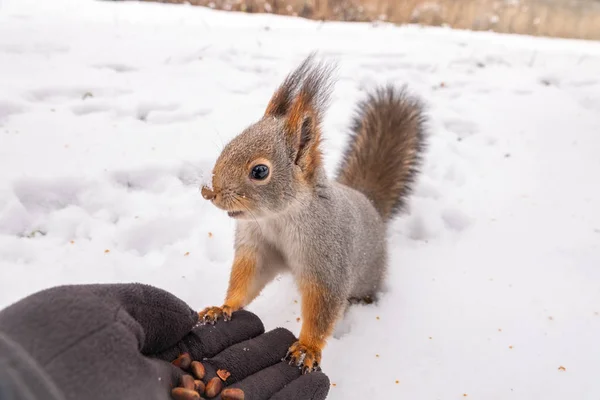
[1,0,600,398]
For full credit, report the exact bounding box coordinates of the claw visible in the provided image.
[284,341,321,374]
[296,352,306,367]
[284,349,296,366]
[222,305,234,321]
[198,306,225,325]
[301,362,319,374]
[283,349,291,361]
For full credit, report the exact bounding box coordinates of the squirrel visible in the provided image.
[198,53,427,373]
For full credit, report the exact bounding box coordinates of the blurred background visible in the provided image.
[135,0,600,40]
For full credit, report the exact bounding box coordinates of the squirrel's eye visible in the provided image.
[251,164,270,180]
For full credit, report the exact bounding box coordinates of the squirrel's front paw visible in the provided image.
[197,305,233,324]
[284,341,322,374]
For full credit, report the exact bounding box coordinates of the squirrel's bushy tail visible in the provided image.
[336,85,427,222]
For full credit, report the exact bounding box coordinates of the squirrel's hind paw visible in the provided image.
[283,341,322,374]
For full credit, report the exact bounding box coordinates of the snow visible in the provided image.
[1,0,600,398]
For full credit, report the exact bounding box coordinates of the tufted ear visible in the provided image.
[264,54,315,118]
[266,54,335,184]
[285,91,323,183]
[264,53,335,118]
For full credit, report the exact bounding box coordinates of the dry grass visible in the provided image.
[142,0,600,40]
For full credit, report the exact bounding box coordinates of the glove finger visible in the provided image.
[89,283,199,355]
[213,362,301,400]
[269,370,331,400]
[201,327,296,385]
[153,310,264,362]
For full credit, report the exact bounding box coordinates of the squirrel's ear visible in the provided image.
[264,55,314,117]
[264,53,335,183]
[264,80,294,117]
[264,53,334,118]
[284,91,323,183]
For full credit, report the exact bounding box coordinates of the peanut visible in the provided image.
[194,380,205,394]
[171,387,200,400]
[190,361,206,380]
[172,353,192,370]
[221,388,245,400]
[180,374,195,390]
[204,377,223,398]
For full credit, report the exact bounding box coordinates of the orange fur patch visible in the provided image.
[285,91,323,184]
[223,246,258,311]
[285,90,310,135]
[296,279,339,358]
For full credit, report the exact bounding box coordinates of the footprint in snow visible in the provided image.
[0,100,26,122]
[112,166,181,192]
[27,87,131,104]
[443,165,466,186]
[111,162,212,192]
[71,99,209,123]
[539,76,560,87]
[332,313,353,339]
[12,177,85,214]
[71,100,113,116]
[116,216,196,256]
[414,180,442,200]
[93,63,138,73]
[441,208,471,232]
[407,214,439,241]
[136,101,180,122]
[443,118,478,140]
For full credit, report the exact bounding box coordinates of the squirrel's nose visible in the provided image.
[201,185,216,201]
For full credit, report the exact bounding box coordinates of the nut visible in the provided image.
[190,361,206,380]
[180,374,195,390]
[221,388,245,400]
[205,377,223,398]
[171,387,200,400]
[194,380,205,394]
[172,353,192,370]
[216,369,231,381]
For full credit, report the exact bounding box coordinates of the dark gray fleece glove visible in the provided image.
[0,283,330,400]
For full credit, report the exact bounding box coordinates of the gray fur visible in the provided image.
[234,171,387,308]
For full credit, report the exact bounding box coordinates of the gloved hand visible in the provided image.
[0,283,330,400]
